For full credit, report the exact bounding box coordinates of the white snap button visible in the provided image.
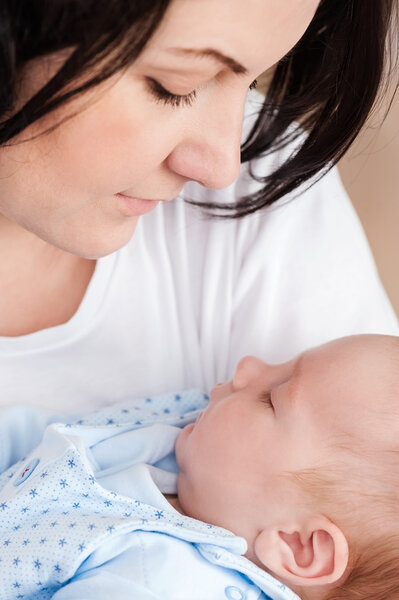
[225,586,246,600]
[14,458,40,486]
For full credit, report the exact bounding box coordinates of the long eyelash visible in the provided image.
[259,391,273,409]
[147,77,259,108]
[146,78,197,108]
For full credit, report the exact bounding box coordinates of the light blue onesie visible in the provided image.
[0,391,300,600]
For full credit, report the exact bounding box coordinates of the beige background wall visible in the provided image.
[338,87,399,317]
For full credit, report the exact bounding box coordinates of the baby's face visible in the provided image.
[175,335,399,545]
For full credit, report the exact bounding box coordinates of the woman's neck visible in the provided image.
[0,216,95,336]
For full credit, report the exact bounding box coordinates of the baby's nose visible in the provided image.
[232,356,268,390]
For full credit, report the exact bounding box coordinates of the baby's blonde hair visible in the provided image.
[292,453,399,600]
[326,535,399,599]
[290,335,399,599]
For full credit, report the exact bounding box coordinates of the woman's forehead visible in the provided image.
[144,0,320,74]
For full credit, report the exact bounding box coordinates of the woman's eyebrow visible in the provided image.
[165,47,249,76]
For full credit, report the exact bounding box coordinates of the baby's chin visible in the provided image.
[175,470,191,515]
[176,475,207,526]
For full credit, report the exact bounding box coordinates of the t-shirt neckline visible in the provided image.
[0,250,118,356]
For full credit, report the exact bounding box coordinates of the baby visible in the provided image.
[174,333,399,600]
[0,334,397,600]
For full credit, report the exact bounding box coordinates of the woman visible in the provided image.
[0,0,397,415]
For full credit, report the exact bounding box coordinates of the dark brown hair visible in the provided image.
[0,0,397,216]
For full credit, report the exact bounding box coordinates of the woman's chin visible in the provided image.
[52,218,140,259]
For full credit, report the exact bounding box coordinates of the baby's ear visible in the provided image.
[254,516,348,587]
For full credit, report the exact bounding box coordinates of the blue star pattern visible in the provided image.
[0,442,197,598]
[0,390,214,599]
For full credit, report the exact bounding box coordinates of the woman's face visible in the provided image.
[0,0,319,258]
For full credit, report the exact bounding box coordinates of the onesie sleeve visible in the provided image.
[50,574,162,600]
[50,532,163,600]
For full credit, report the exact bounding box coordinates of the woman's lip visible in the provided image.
[114,193,161,216]
[117,193,170,202]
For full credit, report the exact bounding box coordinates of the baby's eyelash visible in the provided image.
[146,78,259,109]
[259,391,274,410]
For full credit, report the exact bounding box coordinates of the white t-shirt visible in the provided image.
[0,99,397,412]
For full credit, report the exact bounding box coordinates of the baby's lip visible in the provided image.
[211,382,224,394]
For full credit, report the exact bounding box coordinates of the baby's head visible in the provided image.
[175,334,399,600]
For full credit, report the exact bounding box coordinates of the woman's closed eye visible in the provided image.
[146,77,198,108]
[145,77,258,109]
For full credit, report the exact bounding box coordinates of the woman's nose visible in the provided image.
[166,92,246,190]
[232,356,268,390]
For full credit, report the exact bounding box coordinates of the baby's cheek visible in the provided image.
[174,429,186,468]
